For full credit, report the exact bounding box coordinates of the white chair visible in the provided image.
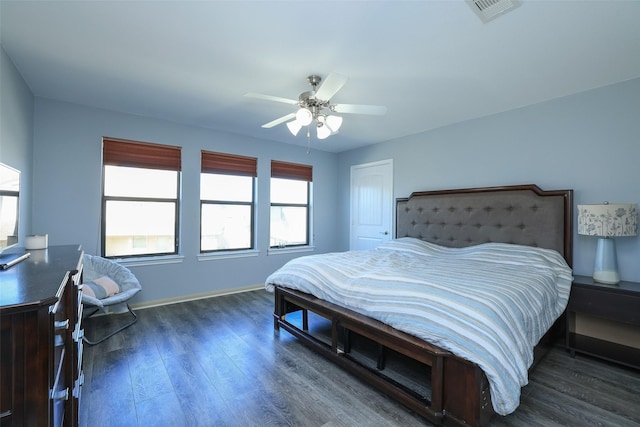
[81,254,142,345]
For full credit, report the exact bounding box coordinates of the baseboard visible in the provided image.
[129,284,264,310]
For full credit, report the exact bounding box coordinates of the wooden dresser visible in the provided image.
[1,245,84,426]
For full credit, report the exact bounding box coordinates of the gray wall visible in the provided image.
[337,78,640,282]
[0,46,33,244]
[29,99,339,305]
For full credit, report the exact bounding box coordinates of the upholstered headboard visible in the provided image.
[396,184,573,266]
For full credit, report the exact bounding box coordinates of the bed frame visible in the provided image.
[273,184,573,426]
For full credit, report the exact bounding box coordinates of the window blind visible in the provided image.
[201,151,257,177]
[271,160,312,182]
[103,137,181,171]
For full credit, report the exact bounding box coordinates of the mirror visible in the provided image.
[0,162,20,254]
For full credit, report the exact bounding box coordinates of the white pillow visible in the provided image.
[83,275,120,300]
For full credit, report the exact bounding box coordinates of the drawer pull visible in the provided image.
[73,373,85,398]
[55,319,70,330]
[50,387,69,401]
[55,334,65,348]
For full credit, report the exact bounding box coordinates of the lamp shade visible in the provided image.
[295,108,313,126]
[325,115,343,133]
[316,123,331,140]
[577,203,638,237]
[286,120,302,136]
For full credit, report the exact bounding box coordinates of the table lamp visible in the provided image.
[577,203,638,284]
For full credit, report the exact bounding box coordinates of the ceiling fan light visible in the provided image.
[326,115,343,132]
[316,123,331,140]
[286,120,302,136]
[296,108,313,126]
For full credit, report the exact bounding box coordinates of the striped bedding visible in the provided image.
[265,237,573,415]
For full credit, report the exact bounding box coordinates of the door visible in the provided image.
[350,159,393,250]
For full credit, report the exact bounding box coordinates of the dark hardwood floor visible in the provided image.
[80,290,640,427]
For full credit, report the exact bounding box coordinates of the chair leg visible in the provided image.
[83,304,138,346]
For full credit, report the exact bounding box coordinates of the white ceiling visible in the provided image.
[2,1,639,153]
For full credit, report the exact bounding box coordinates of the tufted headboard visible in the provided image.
[396,184,573,266]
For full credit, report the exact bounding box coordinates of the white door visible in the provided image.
[350,159,393,250]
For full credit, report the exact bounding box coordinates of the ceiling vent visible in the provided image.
[467,0,521,23]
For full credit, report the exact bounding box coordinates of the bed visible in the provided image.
[265,184,573,426]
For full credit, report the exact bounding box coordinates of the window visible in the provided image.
[201,151,257,252]
[102,138,181,258]
[270,160,312,248]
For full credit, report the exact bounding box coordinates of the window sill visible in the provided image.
[198,249,260,261]
[267,246,315,256]
[115,254,184,267]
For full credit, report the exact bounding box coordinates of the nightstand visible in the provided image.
[566,275,640,369]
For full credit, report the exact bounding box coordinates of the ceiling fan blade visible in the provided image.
[262,113,296,128]
[333,104,387,115]
[314,72,348,101]
[244,92,298,105]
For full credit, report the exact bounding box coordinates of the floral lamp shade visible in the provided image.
[577,203,638,284]
[577,203,638,237]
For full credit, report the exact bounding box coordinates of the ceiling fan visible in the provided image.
[244,73,387,140]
